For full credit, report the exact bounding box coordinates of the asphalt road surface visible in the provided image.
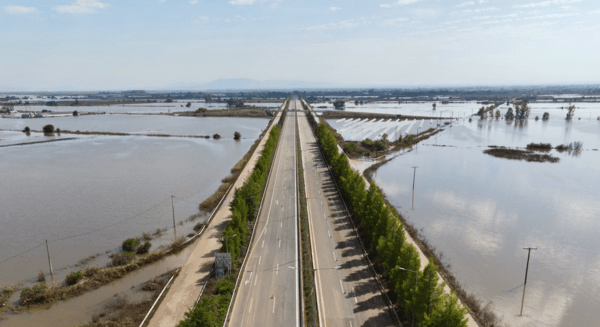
[297,110,396,327]
[227,101,301,326]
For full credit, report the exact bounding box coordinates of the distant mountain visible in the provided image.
[165,78,335,91]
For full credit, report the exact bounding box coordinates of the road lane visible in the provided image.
[228,101,300,327]
[297,110,396,327]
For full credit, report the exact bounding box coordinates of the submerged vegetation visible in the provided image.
[484,147,560,163]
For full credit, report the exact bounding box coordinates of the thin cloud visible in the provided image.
[55,0,108,14]
[524,12,580,19]
[514,0,582,9]
[330,7,341,12]
[456,1,475,7]
[230,0,255,5]
[380,0,426,8]
[3,5,37,14]
[383,17,408,25]
[591,10,600,14]
[190,0,198,4]
[463,7,499,13]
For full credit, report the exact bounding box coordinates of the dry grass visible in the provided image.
[18,251,166,309]
[484,147,559,163]
[78,270,178,327]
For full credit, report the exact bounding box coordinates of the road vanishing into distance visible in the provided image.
[227,98,394,327]
[227,101,301,326]
[297,110,395,327]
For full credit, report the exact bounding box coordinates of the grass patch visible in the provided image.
[77,270,179,327]
[484,147,559,163]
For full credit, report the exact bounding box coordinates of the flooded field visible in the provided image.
[371,116,600,326]
[313,101,600,120]
[0,115,268,139]
[15,99,282,114]
[0,116,268,288]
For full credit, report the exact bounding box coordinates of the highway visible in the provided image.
[297,110,396,327]
[227,99,301,326]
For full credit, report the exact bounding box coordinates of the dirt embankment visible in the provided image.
[178,108,272,118]
[318,111,451,120]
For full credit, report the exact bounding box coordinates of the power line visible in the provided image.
[0,243,44,265]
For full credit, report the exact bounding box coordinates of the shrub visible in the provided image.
[213,133,221,139]
[216,278,235,295]
[23,126,30,133]
[65,271,83,285]
[42,124,54,134]
[38,271,46,283]
[142,232,153,241]
[136,241,152,254]
[122,238,141,252]
[110,251,136,266]
[73,110,79,116]
[234,131,241,140]
[195,107,208,113]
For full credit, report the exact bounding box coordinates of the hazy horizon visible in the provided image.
[2,0,600,91]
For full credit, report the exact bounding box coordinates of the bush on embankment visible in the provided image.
[315,120,469,326]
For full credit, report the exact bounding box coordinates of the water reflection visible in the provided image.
[372,118,600,326]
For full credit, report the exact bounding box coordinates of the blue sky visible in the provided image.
[1,0,599,91]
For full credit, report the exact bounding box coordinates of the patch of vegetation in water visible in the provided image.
[484,147,559,163]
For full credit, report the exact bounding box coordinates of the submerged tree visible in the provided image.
[505,107,515,120]
[333,100,345,110]
[495,109,501,119]
[514,101,530,120]
[566,104,576,120]
[543,112,550,120]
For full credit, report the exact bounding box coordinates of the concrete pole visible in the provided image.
[411,167,418,210]
[520,247,537,316]
[171,195,177,240]
[45,240,54,284]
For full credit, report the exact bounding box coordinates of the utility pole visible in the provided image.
[171,195,177,240]
[411,166,418,210]
[520,247,537,316]
[46,240,54,284]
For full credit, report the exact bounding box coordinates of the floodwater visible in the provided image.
[17,99,282,114]
[0,246,192,326]
[0,131,264,287]
[313,101,600,120]
[0,115,268,139]
[327,118,439,141]
[371,116,600,326]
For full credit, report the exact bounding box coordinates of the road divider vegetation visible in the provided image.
[177,113,285,326]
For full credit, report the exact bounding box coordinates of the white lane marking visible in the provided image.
[279,238,281,248]
[273,296,276,314]
[282,206,284,212]
[280,221,282,228]
[340,280,345,294]
[258,255,261,265]
[248,298,253,313]
[276,200,278,205]
[262,240,265,248]
[276,263,279,275]
[333,251,337,261]
[321,200,323,206]
[328,230,331,238]
[350,322,353,327]
[324,214,327,220]
[352,287,358,303]
[245,272,253,285]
